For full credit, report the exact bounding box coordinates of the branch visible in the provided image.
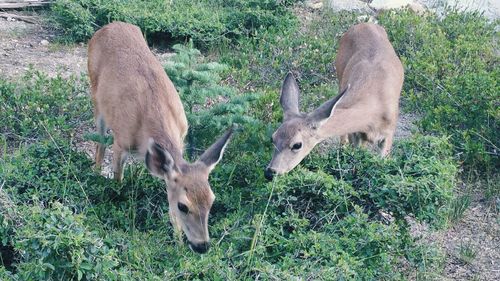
[0,12,39,24]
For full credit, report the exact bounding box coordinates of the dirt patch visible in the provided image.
[0,14,87,78]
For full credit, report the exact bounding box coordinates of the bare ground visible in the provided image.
[1,10,499,281]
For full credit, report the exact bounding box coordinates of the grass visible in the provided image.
[448,194,472,223]
[457,241,477,265]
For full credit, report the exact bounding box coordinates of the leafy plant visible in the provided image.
[378,10,499,173]
[14,202,125,280]
[51,0,298,45]
[0,70,91,144]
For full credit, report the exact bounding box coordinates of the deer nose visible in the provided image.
[264,168,276,181]
[188,241,210,254]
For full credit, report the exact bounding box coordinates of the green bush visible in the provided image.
[0,71,91,144]
[14,202,125,280]
[51,0,298,45]
[1,140,104,210]
[378,10,499,172]
[305,135,457,226]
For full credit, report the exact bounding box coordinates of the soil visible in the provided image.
[1,9,498,281]
[0,15,87,78]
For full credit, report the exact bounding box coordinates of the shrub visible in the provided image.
[378,10,499,172]
[305,135,457,226]
[1,139,104,210]
[0,71,91,144]
[51,0,298,45]
[13,202,124,280]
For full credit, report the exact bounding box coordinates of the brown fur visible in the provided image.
[266,23,404,178]
[328,23,404,154]
[88,22,232,253]
[88,22,187,173]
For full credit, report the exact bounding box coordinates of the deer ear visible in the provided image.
[307,84,350,128]
[280,72,300,119]
[145,138,178,179]
[198,127,233,173]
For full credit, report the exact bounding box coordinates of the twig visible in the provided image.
[0,12,39,24]
[0,1,52,9]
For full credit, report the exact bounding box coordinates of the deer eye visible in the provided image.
[291,142,302,151]
[178,202,189,214]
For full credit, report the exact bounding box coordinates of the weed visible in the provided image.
[448,194,472,223]
[457,241,477,265]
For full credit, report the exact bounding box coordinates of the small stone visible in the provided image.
[305,0,323,10]
[40,40,49,46]
[327,0,372,13]
[369,0,413,11]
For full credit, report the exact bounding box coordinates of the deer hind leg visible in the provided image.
[95,115,106,170]
[348,132,369,148]
[340,135,349,145]
[112,143,128,181]
[369,129,395,157]
[378,132,394,157]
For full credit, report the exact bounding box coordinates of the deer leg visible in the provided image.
[94,115,106,170]
[348,133,360,147]
[340,135,349,145]
[112,143,127,181]
[379,132,394,157]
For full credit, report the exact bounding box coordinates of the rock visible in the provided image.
[40,40,49,46]
[357,15,378,23]
[305,0,323,10]
[408,2,426,14]
[327,0,372,13]
[369,0,428,14]
[369,0,413,10]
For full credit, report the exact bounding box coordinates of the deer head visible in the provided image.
[145,129,233,253]
[265,73,348,180]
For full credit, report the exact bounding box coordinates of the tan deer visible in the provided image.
[88,22,233,254]
[265,23,404,180]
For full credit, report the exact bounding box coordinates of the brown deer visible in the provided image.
[265,23,404,180]
[88,22,233,253]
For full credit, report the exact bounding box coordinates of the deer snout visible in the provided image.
[264,167,276,181]
[188,241,210,254]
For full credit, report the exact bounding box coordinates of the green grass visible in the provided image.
[448,194,472,223]
[457,241,477,265]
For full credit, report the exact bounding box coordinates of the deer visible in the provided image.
[88,22,233,254]
[265,23,404,180]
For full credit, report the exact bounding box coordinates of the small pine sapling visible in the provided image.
[164,40,257,158]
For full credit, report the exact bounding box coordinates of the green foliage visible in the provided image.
[0,70,91,144]
[378,10,499,172]
[305,135,457,226]
[51,0,298,45]
[14,202,124,280]
[219,10,359,94]
[1,140,104,211]
[165,41,257,156]
[165,41,230,115]
[448,194,471,223]
[457,241,477,265]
